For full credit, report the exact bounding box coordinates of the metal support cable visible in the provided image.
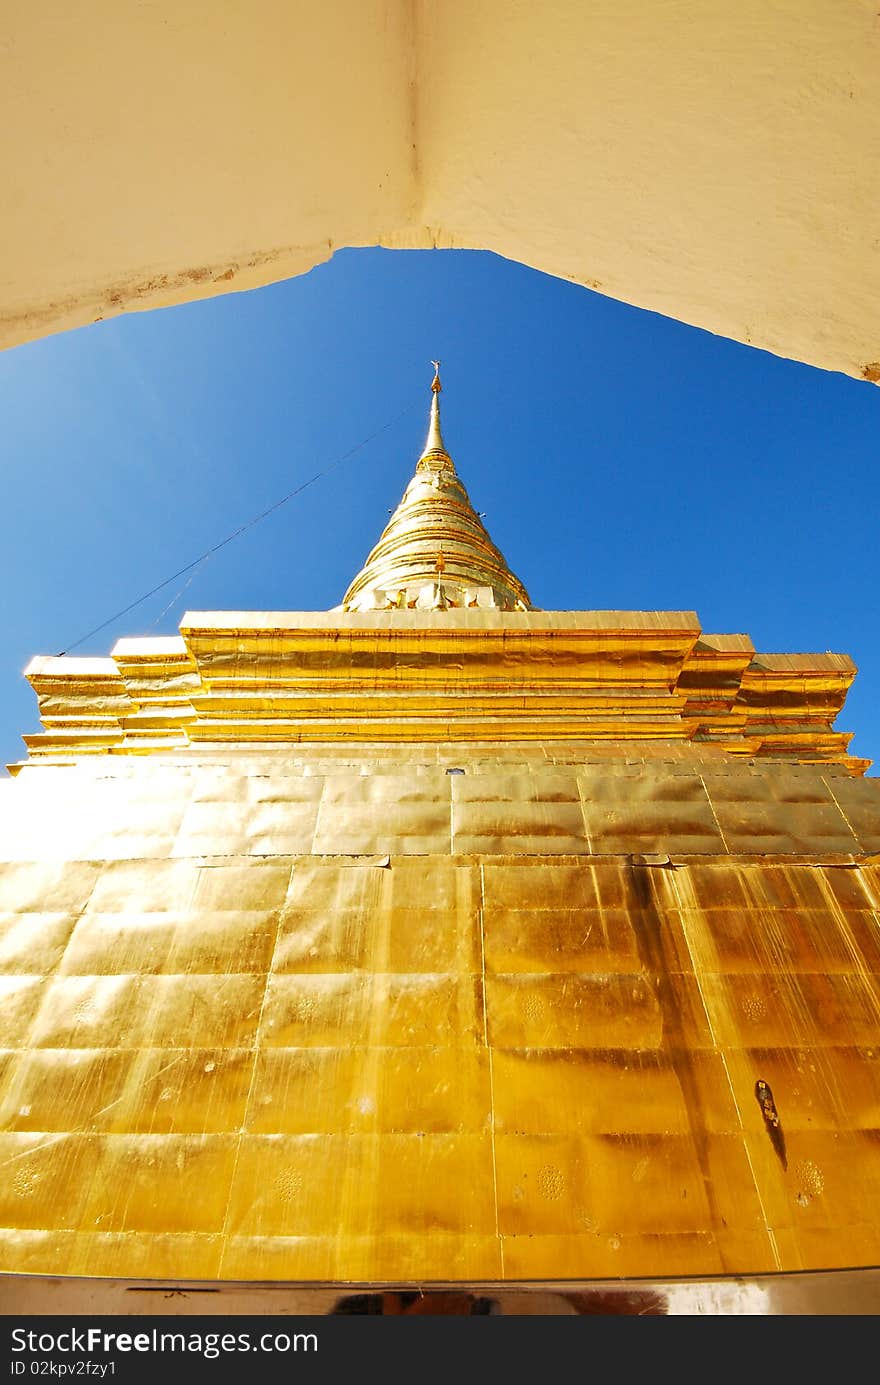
[55,399,420,656]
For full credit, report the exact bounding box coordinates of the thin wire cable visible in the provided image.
[144,566,201,632]
[56,399,420,656]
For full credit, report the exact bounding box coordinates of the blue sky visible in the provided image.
[2,246,878,773]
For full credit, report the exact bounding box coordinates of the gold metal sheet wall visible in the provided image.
[1,752,880,1282]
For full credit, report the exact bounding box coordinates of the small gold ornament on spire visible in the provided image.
[431,360,442,392]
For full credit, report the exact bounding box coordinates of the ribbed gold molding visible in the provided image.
[342,368,531,612]
[15,613,868,774]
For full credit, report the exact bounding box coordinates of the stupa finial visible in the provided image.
[339,362,532,613]
[424,360,446,455]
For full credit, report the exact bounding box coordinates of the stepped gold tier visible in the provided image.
[16,613,870,766]
[2,377,880,1301]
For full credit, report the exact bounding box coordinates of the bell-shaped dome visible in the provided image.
[341,367,532,612]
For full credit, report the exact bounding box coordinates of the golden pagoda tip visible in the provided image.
[423,360,446,455]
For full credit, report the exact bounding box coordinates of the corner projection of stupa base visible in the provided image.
[341,367,532,614]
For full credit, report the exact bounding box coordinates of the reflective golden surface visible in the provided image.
[17,616,866,771]
[1,743,880,1282]
[341,371,532,613]
[2,386,878,1285]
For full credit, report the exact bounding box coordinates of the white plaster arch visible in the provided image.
[2,1,878,381]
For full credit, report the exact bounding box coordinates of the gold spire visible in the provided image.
[341,366,532,613]
[424,360,446,455]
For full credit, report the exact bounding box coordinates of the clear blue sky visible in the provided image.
[2,247,878,774]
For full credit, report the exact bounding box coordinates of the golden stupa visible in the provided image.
[1,368,880,1306]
